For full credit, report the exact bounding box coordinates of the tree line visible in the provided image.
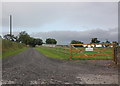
[2,31,57,47]
[2,31,118,47]
[71,38,119,46]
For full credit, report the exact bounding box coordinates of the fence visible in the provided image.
[115,46,120,65]
[70,43,116,62]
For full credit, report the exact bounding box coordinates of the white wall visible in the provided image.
[42,44,56,47]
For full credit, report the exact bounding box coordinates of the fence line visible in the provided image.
[115,47,120,65]
[70,43,116,61]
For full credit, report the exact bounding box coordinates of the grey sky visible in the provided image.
[31,28,118,44]
[2,2,118,44]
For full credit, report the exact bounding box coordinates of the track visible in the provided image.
[2,48,118,85]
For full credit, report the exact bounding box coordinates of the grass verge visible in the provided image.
[36,47,69,60]
[2,48,28,59]
[1,39,27,59]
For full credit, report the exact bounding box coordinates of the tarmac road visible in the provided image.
[2,48,118,85]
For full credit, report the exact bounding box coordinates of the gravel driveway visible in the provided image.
[2,48,119,85]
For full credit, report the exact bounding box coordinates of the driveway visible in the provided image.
[2,48,118,85]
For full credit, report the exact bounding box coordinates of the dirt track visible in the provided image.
[2,48,118,85]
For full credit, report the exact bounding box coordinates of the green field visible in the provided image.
[36,46,70,60]
[2,39,27,59]
[71,47,113,60]
[36,46,113,60]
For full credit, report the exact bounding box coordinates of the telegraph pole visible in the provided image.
[10,15,12,36]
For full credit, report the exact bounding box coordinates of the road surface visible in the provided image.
[2,48,118,85]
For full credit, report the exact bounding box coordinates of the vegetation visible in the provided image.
[27,37,43,47]
[17,31,43,47]
[90,38,100,44]
[71,40,83,47]
[71,40,83,44]
[3,32,118,47]
[4,34,17,41]
[112,41,119,46]
[2,39,27,58]
[3,31,43,47]
[2,31,118,60]
[105,40,110,43]
[36,46,69,60]
[71,47,113,60]
[17,31,31,45]
[46,38,57,44]
[36,46,113,60]
[2,48,27,58]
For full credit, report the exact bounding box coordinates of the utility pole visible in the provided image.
[10,15,12,36]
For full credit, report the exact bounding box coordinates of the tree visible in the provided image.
[105,40,110,43]
[104,40,110,47]
[28,37,35,47]
[71,40,83,44]
[17,31,43,47]
[18,31,31,45]
[34,38,43,45]
[3,31,43,47]
[0,35,2,39]
[90,38,100,44]
[46,38,57,44]
[90,38,100,47]
[70,40,83,47]
[29,38,43,47]
[112,41,119,46]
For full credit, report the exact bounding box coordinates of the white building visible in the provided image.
[42,44,56,47]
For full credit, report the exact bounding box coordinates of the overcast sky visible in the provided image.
[2,2,118,44]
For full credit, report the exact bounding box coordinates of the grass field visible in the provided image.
[2,39,27,59]
[71,47,113,60]
[36,46,113,60]
[36,46,70,60]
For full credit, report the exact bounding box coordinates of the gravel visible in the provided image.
[2,48,118,85]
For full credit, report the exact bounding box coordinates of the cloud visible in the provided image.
[2,2,118,44]
[2,2,118,33]
[30,28,118,44]
[2,28,118,44]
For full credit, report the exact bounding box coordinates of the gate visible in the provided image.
[115,46,120,65]
[70,43,116,61]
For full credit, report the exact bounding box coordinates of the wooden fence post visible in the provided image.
[113,44,117,64]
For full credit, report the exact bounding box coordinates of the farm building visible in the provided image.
[72,44,113,48]
[42,44,56,47]
[83,44,113,47]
